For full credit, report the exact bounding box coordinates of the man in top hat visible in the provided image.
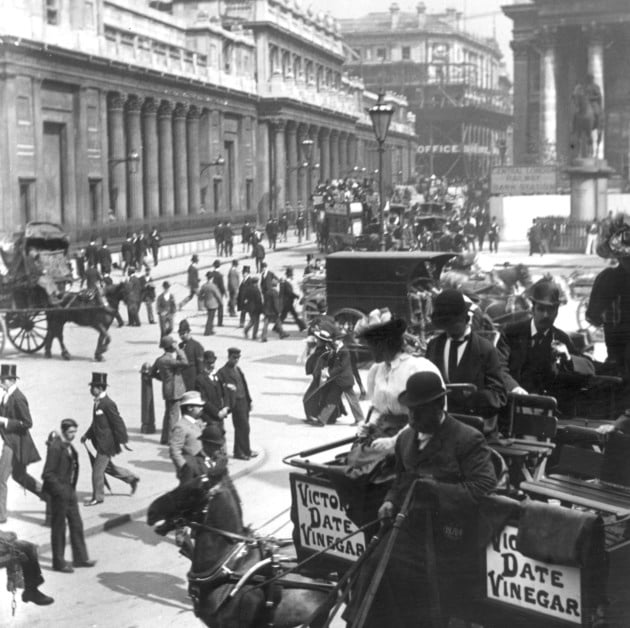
[426,289,506,436]
[178,319,205,391]
[346,371,496,628]
[279,267,306,332]
[151,336,188,445]
[121,233,134,274]
[125,267,143,326]
[504,279,592,413]
[195,350,230,428]
[43,418,95,573]
[208,260,226,327]
[81,373,139,505]
[0,364,44,523]
[179,254,200,311]
[227,259,240,318]
[169,390,205,481]
[217,348,258,460]
[236,265,251,329]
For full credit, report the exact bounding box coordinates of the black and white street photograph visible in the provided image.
[1,0,630,626]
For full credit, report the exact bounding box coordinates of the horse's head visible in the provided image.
[147,476,209,526]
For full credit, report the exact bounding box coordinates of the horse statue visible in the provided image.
[147,476,334,628]
[571,81,603,159]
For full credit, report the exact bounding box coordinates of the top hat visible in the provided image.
[89,372,108,388]
[0,364,18,379]
[199,423,225,445]
[431,289,469,322]
[355,308,406,340]
[528,280,562,307]
[180,390,205,407]
[398,371,446,407]
[178,319,191,333]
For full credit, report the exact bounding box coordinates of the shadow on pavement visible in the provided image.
[252,353,303,365]
[254,412,305,426]
[105,518,165,547]
[260,390,304,397]
[97,570,190,610]
[128,459,173,473]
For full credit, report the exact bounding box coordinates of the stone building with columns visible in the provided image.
[503,0,630,179]
[0,0,417,241]
[341,3,512,180]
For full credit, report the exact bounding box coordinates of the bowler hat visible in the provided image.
[213,260,221,268]
[431,289,469,322]
[0,364,18,379]
[160,335,176,350]
[199,424,225,445]
[162,281,170,289]
[180,390,205,407]
[242,265,250,273]
[61,418,78,432]
[178,319,191,333]
[191,254,199,262]
[227,347,241,356]
[89,372,108,388]
[398,371,446,407]
[528,280,561,307]
[203,350,216,363]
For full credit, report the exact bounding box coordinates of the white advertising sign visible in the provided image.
[491,166,558,195]
[486,526,582,624]
[293,478,365,562]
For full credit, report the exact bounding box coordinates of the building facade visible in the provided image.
[0,0,417,240]
[341,3,512,181]
[504,0,630,180]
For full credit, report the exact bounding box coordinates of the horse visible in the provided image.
[571,83,602,159]
[44,291,115,361]
[147,476,334,628]
[441,262,532,297]
[103,281,127,328]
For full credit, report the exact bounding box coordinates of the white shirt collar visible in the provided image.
[530,319,548,338]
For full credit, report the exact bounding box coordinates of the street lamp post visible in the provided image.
[301,138,316,241]
[368,93,395,251]
[200,155,226,176]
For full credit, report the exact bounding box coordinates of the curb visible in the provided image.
[37,448,268,554]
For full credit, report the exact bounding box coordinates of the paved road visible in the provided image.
[1,239,607,626]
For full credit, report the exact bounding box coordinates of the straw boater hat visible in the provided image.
[355,308,406,340]
[179,390,205,407]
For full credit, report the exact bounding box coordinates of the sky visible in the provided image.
[310,0,517,75]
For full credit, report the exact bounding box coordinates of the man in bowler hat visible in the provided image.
[81,373,139,505]
[0,363,44,523]
[195,350,230,429]
[43,418,95,572]
[217,348,258,460]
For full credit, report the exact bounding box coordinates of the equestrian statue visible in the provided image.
[571,73,603,159]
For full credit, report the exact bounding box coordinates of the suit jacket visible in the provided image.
[239,278,263,315]
[42,436,78,500]
[180,338,205,391]
[0,388,40,465]
[169,416,203,471]
[210,270,226,296]
[98,246,112,273]
[385,415,497,517]
[157,292,176,316]
[198,280,222,310]
[126,275,143,305]
[426,332,506,420]
[195,371,226,423]
[217,364,252,409]
[151,349,188,400]
[228,268,240,295]
[85,394,126,456]
[187,264,200,290]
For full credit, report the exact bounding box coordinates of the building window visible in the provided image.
[89,179,101,224]
[46,0,59,25]
[402,46,411,60]
[376,47,387,60]
[19,179,35,224]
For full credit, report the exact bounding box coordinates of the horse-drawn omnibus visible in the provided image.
[0,221,115,360]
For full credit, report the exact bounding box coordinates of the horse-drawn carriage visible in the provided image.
[0,221,114,360]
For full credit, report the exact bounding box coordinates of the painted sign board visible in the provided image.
[491,166,558,195]
[486,525,582,624]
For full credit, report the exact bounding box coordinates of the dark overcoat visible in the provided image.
[0,388,40,465]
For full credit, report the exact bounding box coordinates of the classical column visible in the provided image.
[142,98,159,218]
[297,124,309,208]
[286,121,298,212]
[273,119,286,216]
[511,41,529,165]
[587,27,605,159]
[330,130,339,179]
[158,100,174,217]
[540,33,557,162]
[347,134,357,173]
[187,106,201,214]
[107,92,127,219]
[338,132,348,177]
[173,103,188,215]
[126,95,144,219]
[319,128,330,182]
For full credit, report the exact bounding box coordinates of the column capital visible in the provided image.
[582,23,606,43]
[297,123,310,141]
[319,127,330,139]
[125,94,143,113]
[339,130,348,141]
[510,40,530,61]
[330,129,339,140]
[286,120,298,136]
[173,102,188,119]
[143,98,158,115]
[187,105,200,121]
[270,118,286,131]
[308,124,319,139]
[108,91,125,110]
[535,27,557,49]
[158,100,173,118]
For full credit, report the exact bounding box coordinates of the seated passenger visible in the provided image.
[426,289,507,436]
[503,279,594,415]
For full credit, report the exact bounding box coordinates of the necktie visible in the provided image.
[532,332,545,348]
[448,338,465,379]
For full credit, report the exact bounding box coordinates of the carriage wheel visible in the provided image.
[302,288,327,325]
[6,311,48,353]
[576,297,604,343]
[333,307,365,336]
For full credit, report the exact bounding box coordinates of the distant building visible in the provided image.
[504,0,630,179]
[341,2,513,181]
[0,0,417,239]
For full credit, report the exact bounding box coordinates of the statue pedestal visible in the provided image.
[565,158,613,221]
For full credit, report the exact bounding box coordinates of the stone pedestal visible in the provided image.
[565,158,613,221]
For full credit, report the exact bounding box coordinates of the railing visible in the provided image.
[538,218,589,253]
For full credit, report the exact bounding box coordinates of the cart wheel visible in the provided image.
[333,307,365,336]
[6,311,48,353]
[576,297,604,343]
[303,288,327,325]
[0,317,6,356]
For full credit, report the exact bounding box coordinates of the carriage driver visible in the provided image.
[345,371,497,628]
